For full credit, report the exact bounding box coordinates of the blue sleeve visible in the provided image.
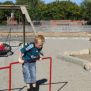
[20,43,34,53]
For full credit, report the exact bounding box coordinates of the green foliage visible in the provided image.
[0,0,91,24]
[0,1,14,24]
[80,0,91,24]
[16,0,27,5]
[37,1,82,20]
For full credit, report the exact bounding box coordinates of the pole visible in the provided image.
[49,57,52,91]
[9,65,11,91]
[22,14,25,47]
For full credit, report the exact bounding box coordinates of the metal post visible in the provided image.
[22,14,25,47]
[49,57,52,91]
[42,57,52,91]
[9,65,11,91]
[9,62,19,91]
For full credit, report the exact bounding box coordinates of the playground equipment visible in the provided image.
[0,57,52,91]
[0,5,37,56]
[0,5,36,45]
[0,43,13,57]
[0,5,52,91]
[20,6,36,35]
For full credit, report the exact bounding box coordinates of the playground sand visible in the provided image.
[0,38,91,91]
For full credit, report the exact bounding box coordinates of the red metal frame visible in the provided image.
[0,57,52,91]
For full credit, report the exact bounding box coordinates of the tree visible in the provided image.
[16,0,28,5]
[0,1,15,24]
[40,1,82,20]
[0,0,88,21]
[81,0,91,24]
[16,0,44,20]
[16,0,43,8]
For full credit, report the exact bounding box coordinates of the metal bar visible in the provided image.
[0,57,52,91]
[0,5,26,10]
[9,62,19,91]
[20,6,36,36]
[10,62,19,65]
[22,14,26,47]
[49,57,52,91]
[42,57,52,91]
[9,65,11,91]
[0,66,10,70]
[0,5,20,10]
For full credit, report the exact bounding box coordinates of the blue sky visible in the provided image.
[44,0,83,4]
[0,0,83,4]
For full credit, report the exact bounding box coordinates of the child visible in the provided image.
[19,35,45,91]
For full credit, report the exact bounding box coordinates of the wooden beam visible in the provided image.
[0,5,26,10]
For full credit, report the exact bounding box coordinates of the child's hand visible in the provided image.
[18,57,24,64]
[39,57,42,61]
[36,58,42,62]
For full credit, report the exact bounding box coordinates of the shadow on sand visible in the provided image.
[0,79,68,91]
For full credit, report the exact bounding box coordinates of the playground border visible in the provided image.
[57,54,90,68]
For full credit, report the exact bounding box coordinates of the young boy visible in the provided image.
[19,35,45,91]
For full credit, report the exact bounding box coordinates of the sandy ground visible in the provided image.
[0,38,91,91]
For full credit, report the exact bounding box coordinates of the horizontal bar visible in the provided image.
[42,57,52,60]
[0,5,27,10]
[0,66,10,70]
[10,62,19,66]
[0,57,51,70]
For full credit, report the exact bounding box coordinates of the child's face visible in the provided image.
[35,40,43,49]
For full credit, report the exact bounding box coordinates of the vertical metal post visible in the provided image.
[22,14,25,47]
[9,62,19,91]
[42,57,52,91]
[49,57,52,91]
[9,28,11,45]
[9,65,11,91]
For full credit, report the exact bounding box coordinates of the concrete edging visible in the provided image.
[57,54,91,71]
[64,49,90,56]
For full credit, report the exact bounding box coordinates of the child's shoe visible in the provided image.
[32,83,36,88]
[27,89,30,91]
[33,84,39,91]
[27,88,33,91]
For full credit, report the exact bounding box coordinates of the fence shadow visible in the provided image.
[0,79,68,91]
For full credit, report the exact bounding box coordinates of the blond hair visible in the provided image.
[35,35,45,44]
